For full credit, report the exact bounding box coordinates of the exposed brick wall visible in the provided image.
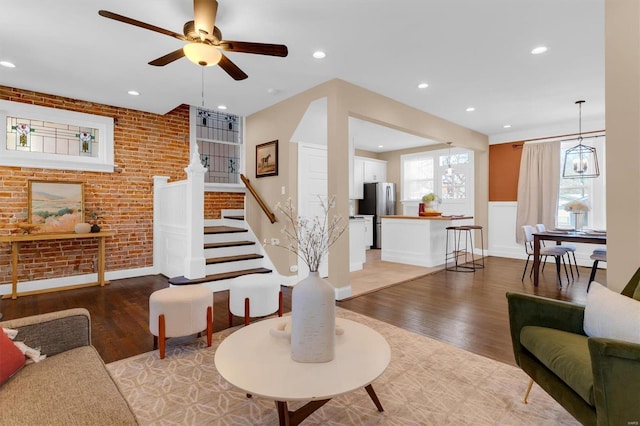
[204,192,245,219]
[0,85,244,286]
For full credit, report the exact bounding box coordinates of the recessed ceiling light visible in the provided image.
[127,90,140,96]
[503,124,512,129]
[378,145,384,148]
[217,105,227,110]
[417,83,429,89]
[312,50,326,59]
[0,61,16,68]
[531,46,548,55]
[465,107,475,112]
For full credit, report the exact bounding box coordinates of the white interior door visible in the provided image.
[298,143,328,277]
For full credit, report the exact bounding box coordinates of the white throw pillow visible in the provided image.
[583,281,640,344]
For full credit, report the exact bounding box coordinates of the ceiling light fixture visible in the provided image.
[531,46,548,55]
[466,107,475,112]
[127,90,140,96]
[217,105,227,110]
[503,124,511,129]
[417,83,429,89]
[312,50,326,59]
[562,100,600,179]
[183,42,222,66]
[0,61,16,68]
[378,145,384,148]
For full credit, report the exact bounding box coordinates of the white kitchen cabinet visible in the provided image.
[362,215,374,249]
[349,218,366,271]
[363,158,387,183]
[353,157,365,199]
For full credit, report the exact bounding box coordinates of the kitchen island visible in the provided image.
[380,215,474,267]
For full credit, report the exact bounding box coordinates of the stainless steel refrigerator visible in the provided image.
[358,182,396,249]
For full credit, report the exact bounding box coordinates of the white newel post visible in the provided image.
[184,147,207,279]
[153,176,170,274]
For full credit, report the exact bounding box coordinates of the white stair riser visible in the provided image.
[205,258,264,275]
[204,232,250,244]
[204,244,256,258]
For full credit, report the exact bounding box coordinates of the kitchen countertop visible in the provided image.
[381,215,473,221]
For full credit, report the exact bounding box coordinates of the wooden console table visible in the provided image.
[0,231,115,299]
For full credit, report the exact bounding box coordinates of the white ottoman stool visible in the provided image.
[228,273,283,326]
[149,285,213,359]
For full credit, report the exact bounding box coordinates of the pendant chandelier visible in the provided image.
[562,100,600,178]
[446,141,453,176]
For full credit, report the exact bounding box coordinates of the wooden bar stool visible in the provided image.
[466,225,485,269]
[445,226,476,272]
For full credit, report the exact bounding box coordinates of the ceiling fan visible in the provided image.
[98,0,288,80]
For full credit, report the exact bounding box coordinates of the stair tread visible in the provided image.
[204,240,255,249]
[206,253,264,265]
[204,226,247,234]
[169,268,272,285]
[224,215,245,221]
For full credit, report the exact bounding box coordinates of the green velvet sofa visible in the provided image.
[507,269,640,426]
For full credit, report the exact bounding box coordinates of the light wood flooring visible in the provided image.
[0,256,603,366]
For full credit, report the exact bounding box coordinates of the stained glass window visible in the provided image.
[6,116,99,158]
[194,107,242,184]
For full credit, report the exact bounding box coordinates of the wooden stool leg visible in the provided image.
[244,297,250,326]
[206,306,213,347]
[278,291,283,317]
[159,314,166,359]
[153,335,158,350]
[523,378,534,403]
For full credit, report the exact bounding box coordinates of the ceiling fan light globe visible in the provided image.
[183,42,222,67]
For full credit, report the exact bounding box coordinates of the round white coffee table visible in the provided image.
[215,317,391,426]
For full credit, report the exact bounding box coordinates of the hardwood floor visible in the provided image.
[0,256,602,366]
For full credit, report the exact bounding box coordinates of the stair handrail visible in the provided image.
[241,174,277,224]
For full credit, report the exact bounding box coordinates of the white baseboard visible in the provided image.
[0,266,156,298]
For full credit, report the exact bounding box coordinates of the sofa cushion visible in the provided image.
[0,345,137,425]
[520,325,593,406]
[584,282,640,344]
[0,331,25,385]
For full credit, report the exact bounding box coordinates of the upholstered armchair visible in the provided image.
[506,268,640,426]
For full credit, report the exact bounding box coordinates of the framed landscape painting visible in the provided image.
[28,181,84,233]
[256,140,278,178]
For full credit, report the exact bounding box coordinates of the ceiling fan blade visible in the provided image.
[149,48,186,66]
[98,10,187,42]
[219,41,288,57]
[218,54,248,80]
[193,0,218,39]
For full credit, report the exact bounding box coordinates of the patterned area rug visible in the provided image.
[107,309,579,425]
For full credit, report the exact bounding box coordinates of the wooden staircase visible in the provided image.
[168,215,273,290]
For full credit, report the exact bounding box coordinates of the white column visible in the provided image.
[153,176,170,274]
[184,147,207,279]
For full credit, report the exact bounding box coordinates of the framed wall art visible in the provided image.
[256,140,278,178]
[28,181,84,233]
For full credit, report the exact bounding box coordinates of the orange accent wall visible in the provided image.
[489,142,524,201]
[0,85,244,285]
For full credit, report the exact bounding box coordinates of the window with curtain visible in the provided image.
[558,137,606,229]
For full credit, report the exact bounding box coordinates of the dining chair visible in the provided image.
[587,248,607,291]
[536,223,579,280]
[521,225,570,287]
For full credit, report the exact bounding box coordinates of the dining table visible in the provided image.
[532,230,607,287]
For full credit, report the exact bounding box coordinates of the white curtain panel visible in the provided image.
[515,141,561,243]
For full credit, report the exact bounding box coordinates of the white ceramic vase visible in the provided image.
[290,271,336,363]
